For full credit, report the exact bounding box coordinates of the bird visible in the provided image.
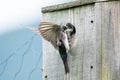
[26,22,76,74]
[66,23,76,47]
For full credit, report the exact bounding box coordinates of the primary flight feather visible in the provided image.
[39,22,61,49]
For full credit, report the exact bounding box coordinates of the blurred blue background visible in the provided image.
[0,0,74,80]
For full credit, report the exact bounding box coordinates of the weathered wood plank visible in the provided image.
[42,0,95,13]
[42,0,118,13]
[95,2,102,80]
[95,1,120,80]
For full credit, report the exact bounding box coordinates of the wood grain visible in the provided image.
[42,1,120,80]
[42,0,118,13]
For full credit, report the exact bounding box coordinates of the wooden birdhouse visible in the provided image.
[42,0,120,80]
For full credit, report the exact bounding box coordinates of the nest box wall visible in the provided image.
[41,0,120,80]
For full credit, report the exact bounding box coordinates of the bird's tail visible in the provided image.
[24,25,41,35]
[63,60,70,74]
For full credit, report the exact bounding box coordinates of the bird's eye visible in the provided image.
[62,26,67,30]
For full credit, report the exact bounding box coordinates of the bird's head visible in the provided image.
[61,25,67,32]
[66,23,74,31]
[66,23,76,35]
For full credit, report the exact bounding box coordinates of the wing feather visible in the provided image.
[39,22,61,49]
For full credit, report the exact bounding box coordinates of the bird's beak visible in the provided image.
[65,29,72,32]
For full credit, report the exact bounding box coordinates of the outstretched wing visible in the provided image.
[39,22,61,49]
